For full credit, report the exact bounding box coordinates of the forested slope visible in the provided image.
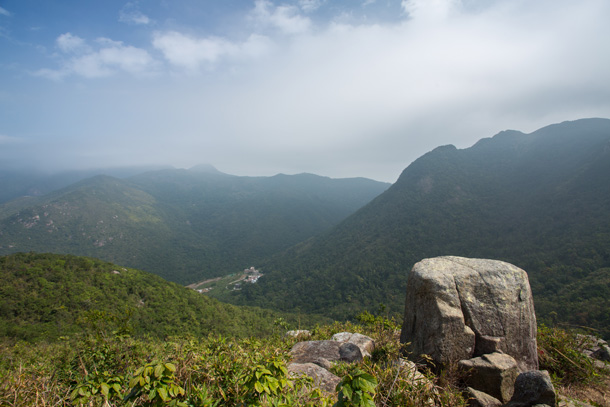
[227,119,610,337]
[0,252,315,342]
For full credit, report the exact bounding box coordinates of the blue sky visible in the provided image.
[1,0,609,182]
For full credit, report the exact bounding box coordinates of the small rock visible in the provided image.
[466,387,502,407]
[287,362,340,394]
[504,370,556,407]
[332,332,375,357]
[591,344,610,362]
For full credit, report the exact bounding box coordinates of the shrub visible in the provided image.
[537,324,600,386]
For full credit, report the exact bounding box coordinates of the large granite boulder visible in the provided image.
[400,256,538,371]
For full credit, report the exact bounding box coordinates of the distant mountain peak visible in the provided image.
[188,164,223,174]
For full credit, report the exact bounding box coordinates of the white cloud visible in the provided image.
[250,0,312,35]
[153,32,235,70]
[119,1,152,25]
[153,31,272,70]
[75,44,154,77]
[119,11,151,25]
[401,0,460,21]
[0,6,11,17]
[37,34,156,79]
[299,0,323,12]
[56,33,89,53]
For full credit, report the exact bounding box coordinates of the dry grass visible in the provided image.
[557,376,610,407]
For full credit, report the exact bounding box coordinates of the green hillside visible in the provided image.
[225,118,610,337]
[0,252,318,342]
[0,170,389,284]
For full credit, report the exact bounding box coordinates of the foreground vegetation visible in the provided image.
[1,313,608,407]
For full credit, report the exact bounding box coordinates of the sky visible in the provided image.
[1,0,609,182]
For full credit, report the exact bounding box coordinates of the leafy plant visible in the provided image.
[243,357,292,402]
[334,367,377,407]
[125,361,186,406]
[70,371,124,406]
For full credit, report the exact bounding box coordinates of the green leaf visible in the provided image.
[158,387,169,402]
[254,381,264,393]
[341,385,353,401]
[100,382,110,396]
[112,383,121,393]
[164,362,176,372]
[154,363,165,378]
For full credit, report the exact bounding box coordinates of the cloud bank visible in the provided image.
[2,0,610,181]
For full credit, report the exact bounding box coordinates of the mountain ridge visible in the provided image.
[0,169,390,283]
[224,118,610,337]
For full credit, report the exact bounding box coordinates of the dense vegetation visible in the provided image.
[0,253,323,342]
[223,119,610,337]
[0,170,389,283]
[1,310,607,406]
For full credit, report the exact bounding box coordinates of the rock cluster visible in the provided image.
[577,334,610,369]
[401,256,558,406]
[286,332,374,393]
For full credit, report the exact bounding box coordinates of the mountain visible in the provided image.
[225,118,610,336]
[0,169,390,283]
[0,165,171,204]
[0,252,311,342]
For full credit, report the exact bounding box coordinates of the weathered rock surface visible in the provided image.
[503,370,556,407]
[290,340,363,365]
[332,332,375,358]
[400,256,538,371]
[459,352,519,403]
[287,362,340,394]
[466,387,502,407]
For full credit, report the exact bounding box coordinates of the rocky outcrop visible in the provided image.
[400,256,538,372]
